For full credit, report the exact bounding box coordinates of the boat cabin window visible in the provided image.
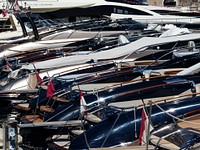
[86,5,152,16]
[0,18,13,32]
[124,10,128,14]
[112,6,152,15]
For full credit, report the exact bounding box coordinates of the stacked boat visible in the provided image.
[1,0,200,150]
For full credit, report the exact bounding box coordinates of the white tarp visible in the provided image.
[159,27,190,38]
[0,38,88,58]
[21,33,200,70]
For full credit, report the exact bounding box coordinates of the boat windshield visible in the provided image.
[24,16,59,29]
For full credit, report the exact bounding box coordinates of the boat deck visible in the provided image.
[178,114,200,132]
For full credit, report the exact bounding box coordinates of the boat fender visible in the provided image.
[195,83,200,93]
[143,70,152,81]
[118,35,130,45]
[189,81,196,94]
[27,73,37,89]
[188,41,195,51]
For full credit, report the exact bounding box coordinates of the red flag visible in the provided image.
[16,0,19,6]
[1,9,6,17]
[14,0,20,11]
[36,72,44,85]
[4,57,12,72]
[80,90,87,116]
[138,108,153,145]
[46,80,55,98]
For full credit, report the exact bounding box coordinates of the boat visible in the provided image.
[0,13,65,48]
[40,18,147,41]
[2,0,200,28]
[150,119,200,149]
[12,50,200,148]
[0,0,100,13]
[69,94,200,149]
[0,17,148,59]
[19,93,200,149]
[1,30,200,97]
[1,2,200,149]
[19,32,200,70]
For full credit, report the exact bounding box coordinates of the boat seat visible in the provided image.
[13,104,31,111]
[51,134,70,149]
[150,135,179,150]
[178,114,200,132]
[21,115,43,123]
[71,130,84,135]
[40,105,54,113]
[52,96,69,103]
[86,114,101,123]
[134,61,159,66]
[164,70,182,75]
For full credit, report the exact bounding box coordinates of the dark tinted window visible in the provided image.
[105,0,147,5]
[112,6,152,15]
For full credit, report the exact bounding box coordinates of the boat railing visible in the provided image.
[154,129,181,149]
[54,47,200,96]
[36,61,116,89]
[109,92,200,112]
[98,74,164,92]
[71,75,193,102]
[51,65,134,97]
[24,17,62,30]
[104,92,200,117]
[186,128,200,134]
[64,18,110,30]
[51,61,117,80]
[135,17,200,24]
[151,93,200,149]
[174,42,200,52]
[56,62,136,85]
[69,70,164,95]
[76,65,134,84]
[109,104,137,110]
[150,92,200,107]
[153,94,200,125]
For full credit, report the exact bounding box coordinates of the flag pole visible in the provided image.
[146,100,152,150]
